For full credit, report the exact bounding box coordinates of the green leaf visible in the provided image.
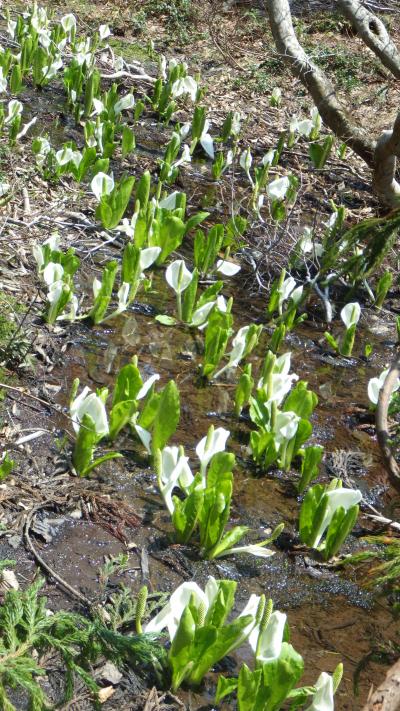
[154,216,186,265]
[88,260,118,324]
[112,362,143,406]
[170,605,196,691]
[208,526,249,560]
[188,615,254,687]
[297,445,324,494]
[135,171,151,210]
[82,451,123,477]
[109,400,137,441]
[324,331,339,353]
[205,580,237,628]
[181,268,199,322]
[238,665,262,711]
[72,414,98,477]
[324,504,359,560]
[254,642,304,711]
[172,481,204,544]
[215,675,238,703]
[299,483,325,546]
[151,380,180,452]
[185,211,210,235]
[283,381,317,419]
[122,125,135,158]
[155,314,178,326]
[0,454,14,481]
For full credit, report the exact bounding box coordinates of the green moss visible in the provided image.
[108,37,150,63]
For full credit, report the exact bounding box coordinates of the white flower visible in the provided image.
[139,247,161,271]
[43,262,64,286]
[340,302,361,329]
[297,119,313,137]
[55,147,75,166]
[137,373,160,400]
[273,411,300,445]
[165,260,193,294]
[305,672,334,711]
[61,14,76,34]
[158,446,194,513]
[0,67,7,93]
[310,488,362,548]
[92,98,105,115]
[190,301,216,328]
[115,212,138,238]
[225,325,252,370]
[159,191,181,210]
[5,100,23,125]
[240,148,252,175]
[70,387,109,437]
[270,87,282,106]
[279,276,296,304]
[171,76,198,102]
[216,260,241,277]
[262,149,276,166]
[199,119,214,159]
[134,424,152,454]
[116,282,130,314]
[99,24,111,40]
[7,20,17,39]
[42,56,63,81]
[196,426,230,481]
[222,542,275,559]
[248,610,287,663]
[0,182,10,197]
[90,172,114,201]
[144,578,217,640]
[266,176,290,201]
[114,93,135,114]
[367,368,400,405]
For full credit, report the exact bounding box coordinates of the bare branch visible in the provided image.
[337,0,400,78]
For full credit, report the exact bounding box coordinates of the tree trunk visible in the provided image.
[361,659,400,711]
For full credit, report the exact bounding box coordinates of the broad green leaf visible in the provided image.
[297,445,324,494]
[205,580,237,628]
[299,483,325,546]
[151,380,180,451]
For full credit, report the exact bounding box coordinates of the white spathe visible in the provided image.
[340,302,361,329]
[216,260,241,277]
[248,610,287,663]
[144,577,218,640]
[166,259,193,294]
[196,426,230,477]
[159,446,194,514]
[305,672,334,711]
[311,488,362,548]
[91,172,114,201]
[266,176,290,201]
[139,247,161,271]
[43,262,64,286]
[367,368,400,405]
[114,93,135,114]
[70,387,109,437]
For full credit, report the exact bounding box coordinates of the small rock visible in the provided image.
[98,661,123,685]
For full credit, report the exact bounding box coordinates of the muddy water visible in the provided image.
[39,263,399,710]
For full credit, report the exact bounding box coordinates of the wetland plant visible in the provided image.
[217,596,342,710]
[155,427,282,559]
[324,302,361,357]
[248,352,318,471]
[69,378,122,476]
[299,479,362,560]
[143,577,265,692]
